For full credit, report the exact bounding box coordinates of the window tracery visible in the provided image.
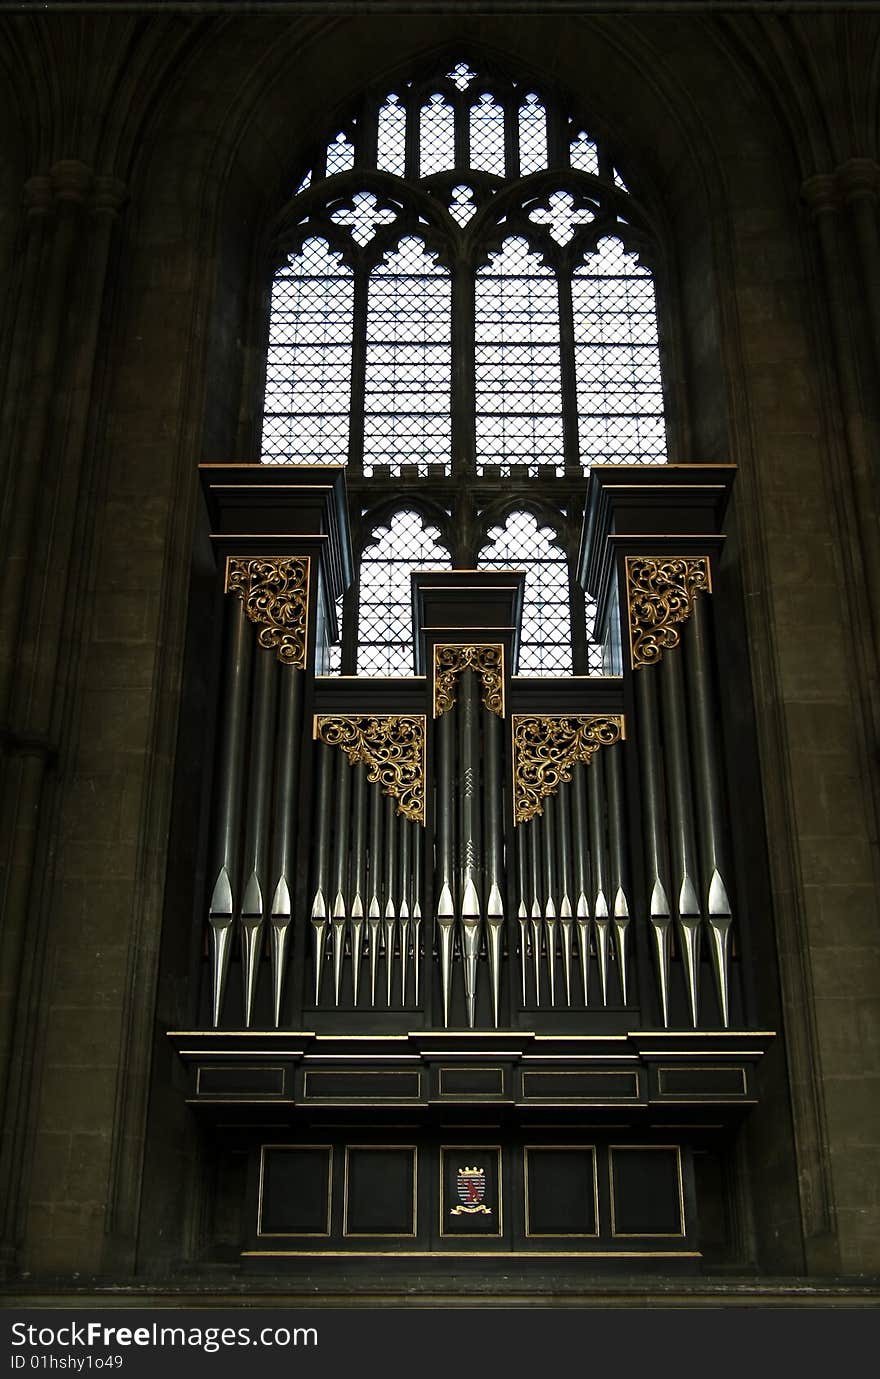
[261,56,671,677]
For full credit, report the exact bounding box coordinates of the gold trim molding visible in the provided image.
[314,714,426,824]
[626,556,711,670]
[512,715,624,824]
[225,556,309,667]
[433,644,504,718]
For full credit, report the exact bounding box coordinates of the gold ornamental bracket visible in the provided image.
[626,556,711,670]
[314,714,426,824]
[512,714,625,824]
[225,556,310,668]
[433,644,505,718]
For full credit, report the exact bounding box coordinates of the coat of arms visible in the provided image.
[451,1164,492,1216]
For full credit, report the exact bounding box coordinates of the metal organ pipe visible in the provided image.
[685,595,733,1027]
[604,744,631,1006]
[398,810,411,1007]
[635,668,673,1027]
[331,748,352,1006]
[483,705,505,1027]
[383,793,398,1007]
[556,782,574,1007]
[457,671,483,1028]
[542,793,559,1006]
[208,596,252,1028]
[571,764,591,1006]
[587,751,610,1006]
[310,743,333,1006]
[660,646,702,1027]
[435,704,455,1027]
[239,646,277,1027]
[367,771,383,1008]
[269,667,303,1027]
[349,762,368,1006]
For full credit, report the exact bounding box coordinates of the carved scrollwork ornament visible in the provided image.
[314,714,426,824]
[225,557,310,667]
[626,556,712,670]
[433,644,505,718]
[512,714,625,824]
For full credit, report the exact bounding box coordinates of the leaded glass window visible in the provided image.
[358,510,451,676]
[478,511,572,675]
[263,56,672,677]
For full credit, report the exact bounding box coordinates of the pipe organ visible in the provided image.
[171,462,772,1267]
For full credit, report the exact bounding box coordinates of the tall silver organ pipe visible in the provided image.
[349,762,367,1006]
[587,752,610,1006]
[458,671,483,1027]
[269,668,302,1026]
[515,818,529,1007]
[367,770,383,1008]
[542,793,558,1006]
[208,596,252,1028]
[435,705,455,1026]
[660,646,702,1026]
[383,793,397,1007]
[686,596,733,1026]
[571,765,591,1006]
[604,744,630,1005]
[331,748,351,1006]
[483,708,504,1026]
[556,782,574,1007]
[310,743,333,1005]
[635,668,672,1026]
[411,822,423,1006]
[240,647,277,1027]
[527,815,542,1007]
[398,810,411,1006]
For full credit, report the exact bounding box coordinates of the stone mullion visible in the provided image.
[839,161,880,397]
[451,257,476,477]
[557,265,580,471]
[347,266,368,477]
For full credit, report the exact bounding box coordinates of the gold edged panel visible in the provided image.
[313,713,426,824]
[512,714,625,825]
[432,644,505,718]
[242,1249,702,1258]
[342,1145,418,1239]
[439,1145,503,1239]
[438,1066,505,1098]
[657,1064,748,1097]
[225,555,310,668]
[302,1069,423,1101]
[521,1069,640,1101]
[195,1063,285,1098]
[523,1145,600,1239]
[625,555,711,671]
[608,1144,686,1239]
[256,1144,333,1239]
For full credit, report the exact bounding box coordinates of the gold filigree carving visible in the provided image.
[512,714,625,825]
[433,644,505,718]
[626,556,712,670]
[225,557,309,667]
[314,714,426,824]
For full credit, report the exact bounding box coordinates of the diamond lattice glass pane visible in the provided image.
[448,184,477,226]
[448,62,477,91]
[570,129,599,175]
[420,94,455,177]
[260,238,353,464]
[326,131,354,176]
[377,94,407,177]
[330,191,398,247]
[469,93,506,176]
[518,94,547,175]
[475,237,563,475]
[358,510,451,676]
[479,510,572,674]
[572,236,667,468]
[363,237,451,476]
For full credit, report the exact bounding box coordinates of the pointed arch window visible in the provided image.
[358,510,451,676]
[260,56,673,675]
[478,511,572,675]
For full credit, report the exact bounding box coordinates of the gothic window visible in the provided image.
[259,57,670,676]
[357,509,451,676]
[478,510,573,675]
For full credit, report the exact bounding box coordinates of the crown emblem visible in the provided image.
[451,1163,492,1216]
